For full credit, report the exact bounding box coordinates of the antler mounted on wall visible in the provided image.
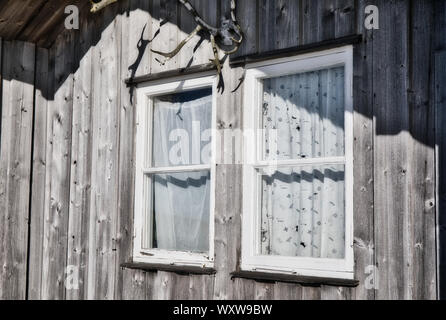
[91,0,244,93]
[152,0,243,93]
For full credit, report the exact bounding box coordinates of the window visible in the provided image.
[134,75,216,267]
[242,46,354,279]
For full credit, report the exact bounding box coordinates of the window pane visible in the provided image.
[260,165,345,259]
[262,67,345,160]
[151,170,210,253]
[152,88,213,167]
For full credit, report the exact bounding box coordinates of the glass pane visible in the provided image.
[151,170,210,253]
[152,87,213,167]
[260,165,345,259]
[262,67,345,160]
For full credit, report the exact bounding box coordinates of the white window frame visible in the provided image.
[133,74,217,268]
[242,46,354,280]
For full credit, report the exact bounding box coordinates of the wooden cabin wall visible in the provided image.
[0,0,444,300]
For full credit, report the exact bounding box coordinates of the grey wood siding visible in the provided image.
[0,40,35,300]
[0,0,444,300]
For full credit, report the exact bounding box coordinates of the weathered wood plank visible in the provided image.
[86,5,121,300]
[301,285,321,300]
[65,10,95,300]
[0,40,35,300]
[232,278,255,300]
[254,282,274,300]
[0,37,2,151]
[436,50,446,301]
[348,0,375,301]
[407,0,436,300]
[213,64,244,299]
[28,47,50,300]
[373,0,410,300]
[145,271,156,299]
[128,0,152,79]
[150,0,180,73]
[177,0,216,68]
[194,0,218,66]
[171,273,192,300]
[150,0,163,74]
[41,32,75,300]
[274,0,300,50]
[166,0,181,70]
[232,0,257,58]
[189,274,215,299]
[301,0,335,44]
[321,285,352,300]
[115,0,137,300]
[273,282,303,300]
[121,268,147,300]
[301,0,356,47]
[178,0,198,68]
[434,0,446,301]
[335,0,355,38]
[258,0,276,52]
[154,271,177,300]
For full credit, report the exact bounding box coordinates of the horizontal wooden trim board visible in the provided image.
[121,262,217,276]
[125,35,361,87]
[125,63,217,86]
[230,34,363,67]
[230,271,360,288]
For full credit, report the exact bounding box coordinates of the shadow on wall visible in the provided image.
[0,0,232,101]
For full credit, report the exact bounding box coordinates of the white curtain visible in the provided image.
[151,89,212,253]
[261,67,346,259]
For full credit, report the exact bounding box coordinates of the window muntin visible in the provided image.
[242,47,353,279]
[134,76,216,267]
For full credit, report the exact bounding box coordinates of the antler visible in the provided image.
[151,0,244,93]
[90,0,118,13]
[89,0,244,93]
[151,25,203,65]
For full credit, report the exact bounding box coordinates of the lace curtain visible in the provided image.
[261,67,346,259]
[150,88,212,253]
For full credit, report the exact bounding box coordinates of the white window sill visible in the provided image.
[133,250,214,269]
